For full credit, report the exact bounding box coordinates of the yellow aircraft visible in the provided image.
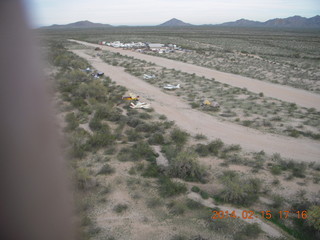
[201,99,220,108]
[122,92,140,101]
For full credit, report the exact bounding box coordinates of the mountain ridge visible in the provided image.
[220,15,320,28]
[41,15,320,29]
[42,20,113,29]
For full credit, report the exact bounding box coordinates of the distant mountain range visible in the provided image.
[220,15,320,28]
[42,20,112,29]
[158,18,193,27]
[42,16,320,29]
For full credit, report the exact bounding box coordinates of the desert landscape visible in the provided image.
[38,21,320,240]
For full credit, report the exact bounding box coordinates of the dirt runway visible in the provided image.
[70,39,320,111]
[71,49,320,162]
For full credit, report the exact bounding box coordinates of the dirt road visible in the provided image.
[69,39,320,111]
[71,49,320,162]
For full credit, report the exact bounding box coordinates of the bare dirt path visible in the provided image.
[71,49,320,162]
[69,39,320,111]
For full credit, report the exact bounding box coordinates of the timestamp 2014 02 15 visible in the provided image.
[211,210,308,220]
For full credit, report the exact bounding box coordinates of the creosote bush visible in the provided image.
[168,151,208,183]
[170,128,189,148]
[167,201,186,215]
[219,171,262,206]
[158,176,187,197]
[234,223,262,240]
[113,204,128,213]
[97,164,115,175]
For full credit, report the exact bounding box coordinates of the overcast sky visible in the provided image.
[24,0,320,27]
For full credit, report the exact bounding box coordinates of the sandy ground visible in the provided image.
[71,49,320,162]
[69,39,320,111]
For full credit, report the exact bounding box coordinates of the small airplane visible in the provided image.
[130,101,151,109]
[201,99,220,108]
[122,92,140,101]
[82,67,91,73]
[91,71,104,78]
[163,84,180,90]
[97,72,104,76]
[143,74,156,79]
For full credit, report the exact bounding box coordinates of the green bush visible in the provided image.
[117,151,131,162]
[88,131,115,149]
[270,165,282,175]
[139,112,152,119]
[126,129,141,142]
[223,144,241,152]
[146,197,163,208]
[168,151,207,182]
[113,204,128,213]
[76,168,92,191]
[130,142,156,161]
[219,171,261,206]
[159,114,167,120]
[195,144,210,157]
[65,112,79,131]
[186,199,203,210]
[97,164,115,175]
[242,120,253,127]
[307,205,320,231]
[127,117,141,128]
[208,218,232,232]
[170,235,187,240]
[191,186,201,193]
[234,223,262,240]
[117,142,156,162]
[195,134,207,140]
[170,128,189,147]
[69,129,91,158]
[89,115,106,132]
[272,195,284,209]
[161,145,179,161]
[191,102,200,108]
[142,164,160,178]
[104,147,116,155]
[148,133,165,145]
[207,139,224,156]
[200,191,209,199]
[158,176,187,197]
[167,201,186,215]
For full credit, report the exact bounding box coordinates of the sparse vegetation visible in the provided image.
[113,203,128,213]
[168,151,208,182]
[158,176,187,197]
[218,171,262,206]
[45,31,320,240]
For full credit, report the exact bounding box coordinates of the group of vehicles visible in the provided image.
[83,68,218,110]
[82,67,104,78]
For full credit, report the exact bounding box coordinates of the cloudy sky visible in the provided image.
[24,0,320,27]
